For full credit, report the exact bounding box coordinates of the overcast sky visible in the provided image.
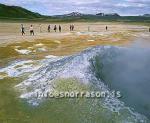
[0,0,150,16]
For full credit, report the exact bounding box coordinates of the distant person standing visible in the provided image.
[48,25,51,32]
[30,25,34,36]
[70,24,74,31]
[54,25,57,32]
[149,27,150,32]
[72,24,74,31]
[39,24,42,33]
[88,26,90,32]
[59,25,62,32]
[70,25,72,31]
[106,26,108,31]
[21,24,25,35]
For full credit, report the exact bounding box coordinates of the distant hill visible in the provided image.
[143,14,150,17]
[0,3,42,19]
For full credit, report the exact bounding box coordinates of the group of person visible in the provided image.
[21,24,75,35]
[21,24,34,36]
[52,25,62,32]
[21,24,150,36]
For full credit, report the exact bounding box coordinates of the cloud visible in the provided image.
[0,0,149,15]
[115,3,148,8]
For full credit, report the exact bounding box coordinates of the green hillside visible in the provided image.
[0,3,42,19]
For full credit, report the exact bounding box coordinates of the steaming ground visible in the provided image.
[0,22,150,123]
[0,46,150,122]
[91,46,150,118]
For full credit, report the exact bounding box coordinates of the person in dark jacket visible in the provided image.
[72,24,74,31]
[48,25,51,32]
[106,26,108,31]
[59,25,62,32]
[54,25,57,32]
[21,24,25,35]
[70,25,72,31]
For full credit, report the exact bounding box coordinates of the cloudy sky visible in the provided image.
[0,0,150,16]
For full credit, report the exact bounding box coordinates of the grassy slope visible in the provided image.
[0,3,42,19]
